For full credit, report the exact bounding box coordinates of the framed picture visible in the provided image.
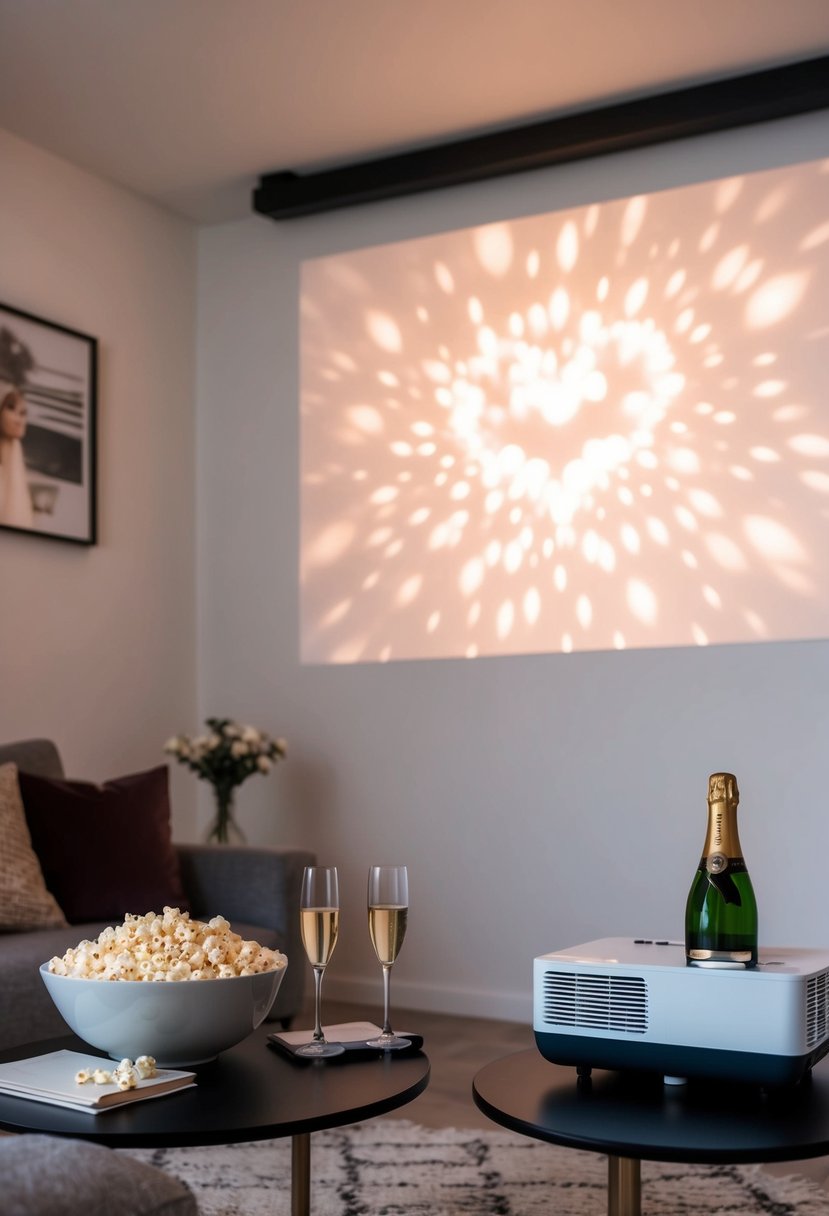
[0,302,97,546]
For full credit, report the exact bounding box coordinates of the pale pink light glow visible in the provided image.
[301,157,829,663]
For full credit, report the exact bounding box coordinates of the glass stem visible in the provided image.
[381,963,394,1036]
[312,966,325,1042]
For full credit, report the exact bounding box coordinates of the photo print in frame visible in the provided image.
[0,302,97,546]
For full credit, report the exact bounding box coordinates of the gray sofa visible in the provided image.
[0,738,314,1053]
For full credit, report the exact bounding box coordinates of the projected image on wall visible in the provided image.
[301,157,829,663]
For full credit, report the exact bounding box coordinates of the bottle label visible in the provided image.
[699,855,747,905]
[688,948,753,965]
[702,792,743,860]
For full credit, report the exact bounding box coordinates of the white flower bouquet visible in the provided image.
[164,717,287,843]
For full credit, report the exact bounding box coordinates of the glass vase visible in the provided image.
[205,787,246,845]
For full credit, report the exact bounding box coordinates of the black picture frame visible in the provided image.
[0,301,97,546]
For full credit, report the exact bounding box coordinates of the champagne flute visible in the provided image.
[366,865,409,1050]
[296,866,345,1058]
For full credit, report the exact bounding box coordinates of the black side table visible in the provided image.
[473,1048,829,1216]
[0,1030,430,1216]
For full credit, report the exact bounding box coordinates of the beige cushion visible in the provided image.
[0,762,67,930]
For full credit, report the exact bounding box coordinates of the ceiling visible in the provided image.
[1,0,828,225]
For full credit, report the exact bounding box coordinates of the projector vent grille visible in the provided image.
[543,970,648,1035]
[806,969,829,1049]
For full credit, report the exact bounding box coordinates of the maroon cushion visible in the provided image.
[19,766,190,923]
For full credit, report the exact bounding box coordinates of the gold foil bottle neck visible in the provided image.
[703,771,742,860]
[708,772,739,808]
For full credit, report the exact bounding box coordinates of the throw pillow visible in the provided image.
[0,763,67,930]
[0,1134,198,1216]
[19,765,190,924]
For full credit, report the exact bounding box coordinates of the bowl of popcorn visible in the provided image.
[40,906,287,1066]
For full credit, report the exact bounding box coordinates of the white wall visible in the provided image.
[0,129,198,838]
[199,111,829,1022]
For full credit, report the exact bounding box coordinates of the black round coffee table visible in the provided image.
[0,1030,430,1216]
[473,1049,829,1216]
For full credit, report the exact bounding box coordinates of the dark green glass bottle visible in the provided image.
[685,772,757,968]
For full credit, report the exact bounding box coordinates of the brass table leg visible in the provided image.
[608,1155,641,1216]
[291,1132,311,1216]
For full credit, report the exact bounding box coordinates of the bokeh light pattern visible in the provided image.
[301,157,829,663]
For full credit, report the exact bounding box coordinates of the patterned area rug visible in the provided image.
[122,1119,829,1216]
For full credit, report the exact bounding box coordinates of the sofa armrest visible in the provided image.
[174,843,315,937]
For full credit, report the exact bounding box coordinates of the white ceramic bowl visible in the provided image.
[40,962,286,1066]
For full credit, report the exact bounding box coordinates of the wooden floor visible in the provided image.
[305,997,829,1192]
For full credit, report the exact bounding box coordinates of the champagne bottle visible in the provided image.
[685,772,757,968]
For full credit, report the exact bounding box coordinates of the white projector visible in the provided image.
[534,937,829,1086]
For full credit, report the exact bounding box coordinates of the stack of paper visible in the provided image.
[0,1050,196,1114]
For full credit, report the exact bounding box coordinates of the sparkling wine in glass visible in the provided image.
[296,866,345,1058]
[366,865,409,1050]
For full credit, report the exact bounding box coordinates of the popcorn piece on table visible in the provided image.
[135,1055,157,1079]
[75,1055,158,1088]
[113,1060,138,1091]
